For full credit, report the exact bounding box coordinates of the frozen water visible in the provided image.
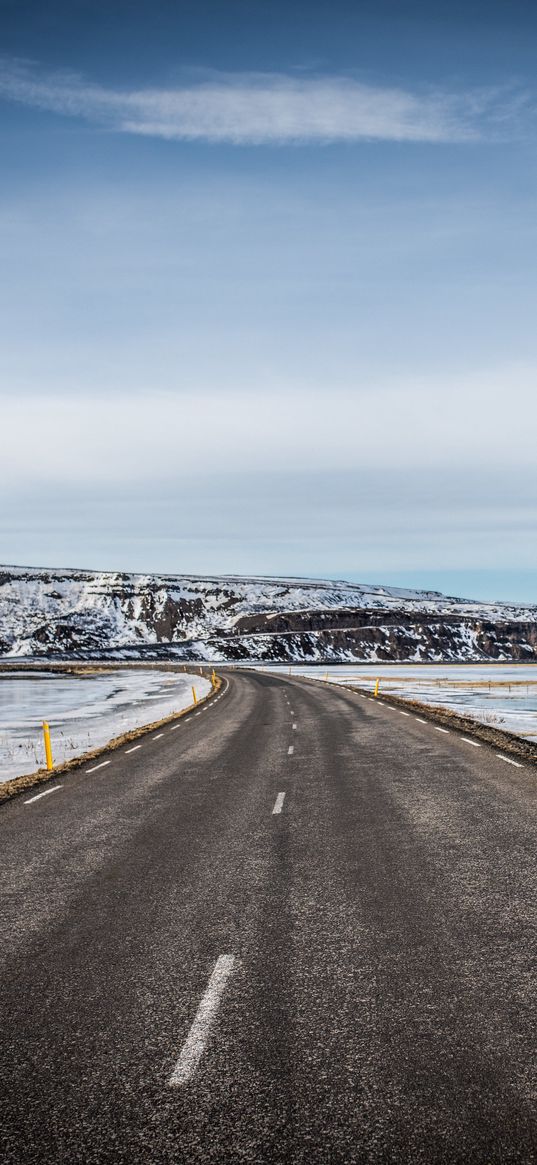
[0,668,210,782]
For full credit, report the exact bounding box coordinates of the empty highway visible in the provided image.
[2,669,537,1163]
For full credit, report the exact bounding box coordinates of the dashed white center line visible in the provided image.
[153,733,164,740]
[292,723,297,730]
[272,791,286,814]
[86,760,111,773]
[125,744,142,754]
[168,954,238,1086]
[170,724,181,731]
[461,737,481,747]
[415,718,427,724]
[435,727,450,735]
[496,754,523,768]
[398,711,410,717]
[288,745,294,755]
[24,786,62,805]
[377,700,385,705]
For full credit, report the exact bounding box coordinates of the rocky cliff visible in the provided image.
[1,565,536,662]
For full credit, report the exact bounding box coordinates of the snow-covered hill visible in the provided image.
[1,565,536,662]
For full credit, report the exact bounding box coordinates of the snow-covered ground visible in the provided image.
[0,669,210,782]
[276,663,537,743]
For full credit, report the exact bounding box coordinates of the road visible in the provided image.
[2,669,537,1164]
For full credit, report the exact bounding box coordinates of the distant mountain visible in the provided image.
[1,565,536,663]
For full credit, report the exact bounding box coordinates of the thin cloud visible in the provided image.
[0,59,514,145]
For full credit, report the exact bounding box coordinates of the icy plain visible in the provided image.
[279,663,537,742]
[0,669,210,782]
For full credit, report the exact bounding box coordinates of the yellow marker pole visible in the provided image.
[192,686,198,705]
[211,669,217,687]
[43,721,53,770]
[374,678,380,697]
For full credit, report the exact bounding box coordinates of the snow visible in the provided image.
[0,668,211,782]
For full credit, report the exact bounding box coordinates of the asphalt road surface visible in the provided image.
[2,669,537,1164]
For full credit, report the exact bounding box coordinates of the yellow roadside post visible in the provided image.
[192,686,198,705]
[211,669,217,687]
[43,721,53,770]
[374,678,380,697]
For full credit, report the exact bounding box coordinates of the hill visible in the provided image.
[1,565,536,662]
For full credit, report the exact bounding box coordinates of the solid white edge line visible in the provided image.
[288,745,294,755]
[435,727,450,734]
[86,760,111,773]
[125,744,142,753]
[168,954,238,1086]
[272,791,286,814]
[24,786,62,805]
[496,754,523,768]
[461,737,481,747]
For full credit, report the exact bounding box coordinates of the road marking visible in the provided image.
[292,722,297,730]
[461,737,481,747]
[377,700,385,705]
[125,744,142,754]
[86,760,111,773]
[288,745,294,755]
[170,724,181,731]
[153,733,164,740]
[415,718,427,724]
[435,727,450,734]
[496,754,523,768]
[24,786,62,805]
[168,955,238,1086]
[398,710,410,717]
[272,791,286,814]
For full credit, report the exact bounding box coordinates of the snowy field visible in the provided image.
[0,668,211,782]
[268,663,537,743]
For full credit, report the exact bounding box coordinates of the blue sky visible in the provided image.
[1,0,536,601]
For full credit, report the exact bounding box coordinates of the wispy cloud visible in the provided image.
[0,59,517,145]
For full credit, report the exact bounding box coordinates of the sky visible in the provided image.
[1,0,536,602]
